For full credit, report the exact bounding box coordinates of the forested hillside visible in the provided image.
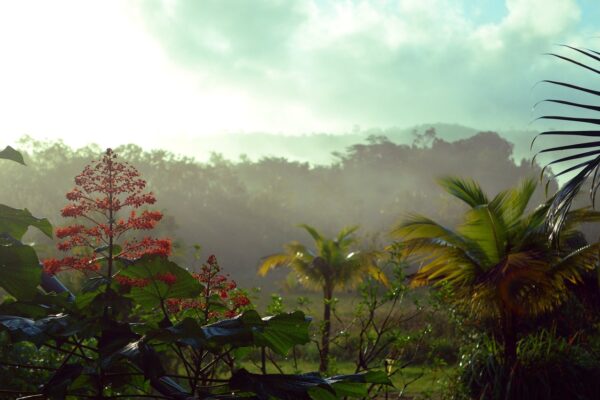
[2,129,553,287]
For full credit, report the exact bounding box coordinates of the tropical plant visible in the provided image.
[392,177,600,367]
[258,224,388,373]
[457,330,600,400]
[0,147,391,399]
[533,44,600,239]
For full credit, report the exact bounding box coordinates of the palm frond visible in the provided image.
[535,45,600,240]
[437,176,488,207]
[258,253,294,276]
[392,214,468,247]
[458,205,507,266]
[550,242,600,283]
[299,224,324,245]
[501,178,537,229]
[336,225,359,244]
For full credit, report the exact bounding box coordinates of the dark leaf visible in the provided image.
[0,204,52,240]
[0,145,25,165]
[0,313,80,345]
[42,363,83,399]
[119,255,202,308]
[0,241,42,300]
[229,368,333,400]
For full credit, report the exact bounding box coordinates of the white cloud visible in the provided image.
[0,0,594,158]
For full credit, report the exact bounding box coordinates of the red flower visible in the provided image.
[168,255,251,321]
[207,254,217,265]
[42,258,62,275]
[43,148,171,276]
[232,294,250,307]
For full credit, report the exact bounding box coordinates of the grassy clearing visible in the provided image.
[239,357,455,398]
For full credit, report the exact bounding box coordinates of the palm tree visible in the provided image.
[392,177,600,366]
[533,45,600,239]
[258,224,388,373]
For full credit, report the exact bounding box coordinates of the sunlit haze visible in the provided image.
[1,0,599,161]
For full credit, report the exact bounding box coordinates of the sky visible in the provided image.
[0,0,599,159]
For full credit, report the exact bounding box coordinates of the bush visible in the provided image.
[455,330,600,400]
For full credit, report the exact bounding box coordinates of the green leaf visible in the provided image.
[0,145,25,165]
[0,315,47,344]
[327,382,366,398]
[119,255,202,308]
[0,204,53,240]
[309,386,339,400]
[326,371,392,397]
[147,311,311,355]
[0,292,73,318]
[42,363,84,399]
[0,241,42,300]
[229,368,333,400]
[0,313,79,345]
[228,370,390,400]
[203,310,310,354]
[253,311,311,355]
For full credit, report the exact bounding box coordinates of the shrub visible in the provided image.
[456,330,600,400]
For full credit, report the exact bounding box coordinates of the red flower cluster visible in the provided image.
[166,255,251,321]
[43,148,171,275]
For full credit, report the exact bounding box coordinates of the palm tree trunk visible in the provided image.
[502,310,517,371]
[319,283,333,373]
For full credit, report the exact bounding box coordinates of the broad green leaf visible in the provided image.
[0,315,47,344]
[230,368,333,400]
[0,313,79,345]
[119,255,202,308]
[0,145,25,165]
[254,311,311,355]
[327,371,392,397]
[309,386,339,400]
[203,310,310,354]
[0,292,73,318]
[0,204,53,239]
[228,369,390,400]
[0,241,42,300]
[147,310,311,355]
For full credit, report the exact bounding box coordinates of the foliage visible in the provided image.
[455,330,600,400]
[0,132,552,288]
[329,253,436,398]
[533,45,600,240]
[0,147,392,399]
[393,177,600,364]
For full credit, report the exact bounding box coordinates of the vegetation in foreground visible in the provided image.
[2,43,600,400]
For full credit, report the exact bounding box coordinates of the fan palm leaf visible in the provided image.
[534,45,600,240]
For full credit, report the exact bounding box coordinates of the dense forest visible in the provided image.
[3,128,553,288]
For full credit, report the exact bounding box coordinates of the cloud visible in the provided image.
[0,0,595,162]
[138,0,592,136]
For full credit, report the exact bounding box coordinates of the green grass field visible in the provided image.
[239,357,455,399]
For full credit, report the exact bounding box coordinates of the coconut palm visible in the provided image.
[258,224,387,373]
[392,177,600,366]
[533,45,600,239]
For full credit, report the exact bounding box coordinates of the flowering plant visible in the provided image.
[42,148,171,277]
[0,146,386,399]
[166,254,251,321]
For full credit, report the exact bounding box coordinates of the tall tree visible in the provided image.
[392,177,600,366]
[258,224,387,373]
